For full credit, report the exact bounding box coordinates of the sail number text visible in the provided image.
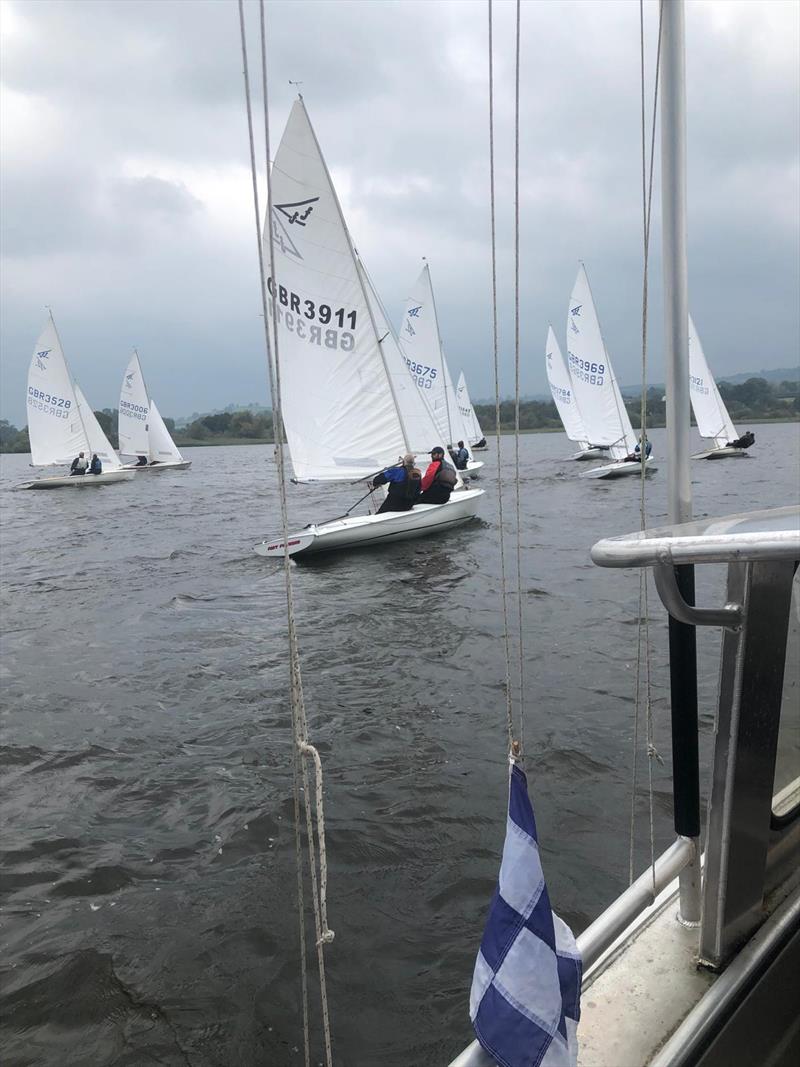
[267,278,357,330]
[404,358,438,389]
[120,399,148,422]
[28,387,72,418]
[568,353,605,386]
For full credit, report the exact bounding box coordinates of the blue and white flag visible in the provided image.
[470,762,582,1067]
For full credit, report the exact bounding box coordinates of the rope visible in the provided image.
[238,3,334,1063]
[629,0,664,894]
[512,0,525,754]
[487,0,515,752]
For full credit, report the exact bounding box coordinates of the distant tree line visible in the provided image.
[474,377,800,433]
[1,378,796,453]
[177,410,273,441]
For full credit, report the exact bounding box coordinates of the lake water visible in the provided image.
[1,423,798,1066]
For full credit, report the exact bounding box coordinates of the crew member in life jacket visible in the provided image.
[89,453,103,475]
[70,451,89,475]
[727,430,755,450]
[625,436,652,462]
[418,446,458,505]
[135,455,148,466]
[372,453,421,513]
[453,440,470,470]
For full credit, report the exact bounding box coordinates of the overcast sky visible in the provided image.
[1,0,798,426]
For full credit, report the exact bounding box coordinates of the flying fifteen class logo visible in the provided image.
[569,305,582,335]
[35,349,52,371]
[404,320,416,338]
[125,372,135,389]
[275,198,319,226]
[408,306,421,318]
[269,198,319,261]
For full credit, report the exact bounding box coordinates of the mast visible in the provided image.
[660,0,701,925]
[425,261,455,446]
[49,309,93,450]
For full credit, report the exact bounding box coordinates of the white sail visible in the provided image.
[118,351,151,457]
[26,318,88,466]
[688,315,737,449]
[455,372,484,446]
[147,399,184,463]
[358,259,440,457]
[545,326,589,446]
[398,264,468,448]
[74,384,123,469]
[265,98,407,482]
[566,265,637,460]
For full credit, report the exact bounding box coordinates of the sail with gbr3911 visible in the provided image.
[264,98,409,483]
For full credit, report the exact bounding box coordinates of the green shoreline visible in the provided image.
[1,417,797,455]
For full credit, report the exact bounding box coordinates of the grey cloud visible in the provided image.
[1,0,798,427]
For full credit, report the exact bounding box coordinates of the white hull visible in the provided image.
[255,487,485,559]
[18,470,135,490]
[463,460,483,477]
[123,459,192,471]
[572,447,609,461]
[692,446,748,460]
[471,445,489,452]
[580,457,657,480]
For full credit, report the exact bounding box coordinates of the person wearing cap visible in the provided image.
[70,451,89,475]
[418,446,458,505]
[371,453,422,513]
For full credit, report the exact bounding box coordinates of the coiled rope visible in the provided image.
[237,3,334,1063]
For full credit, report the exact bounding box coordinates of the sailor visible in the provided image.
[626,437,652,462]
[371,453,421,514]
[89,453,103,475]
[728,430,755,449]
[135,455,148,466]
[70,451,89,475]
[453,440,470,470]
[475,437,487,449]
[418,446,458,505]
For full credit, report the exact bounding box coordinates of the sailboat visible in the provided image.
[118,351,191,471]
[545,325,609,460]
[253,98,483,560]
[566,264,656,479]
[17,315,134,490]
[688,315,749,459]
[455,372,488,450]
[397,263,484,476]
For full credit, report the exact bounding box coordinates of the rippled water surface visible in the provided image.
[2,424,799,1066]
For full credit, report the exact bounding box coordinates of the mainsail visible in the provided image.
[26,316,120,469]
[455,372,484,446]
[688,315,737,449]
[118,351,185,464]
[118,351,151,457]
[266,98,408,482]
[398,263,470,447]
[545,326,590,447]
[566,265,636,461]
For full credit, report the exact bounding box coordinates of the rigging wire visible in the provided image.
[512,0,525,753]
[488,0,515,752]
[237,3,334,1063]
[629,0,664,892]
